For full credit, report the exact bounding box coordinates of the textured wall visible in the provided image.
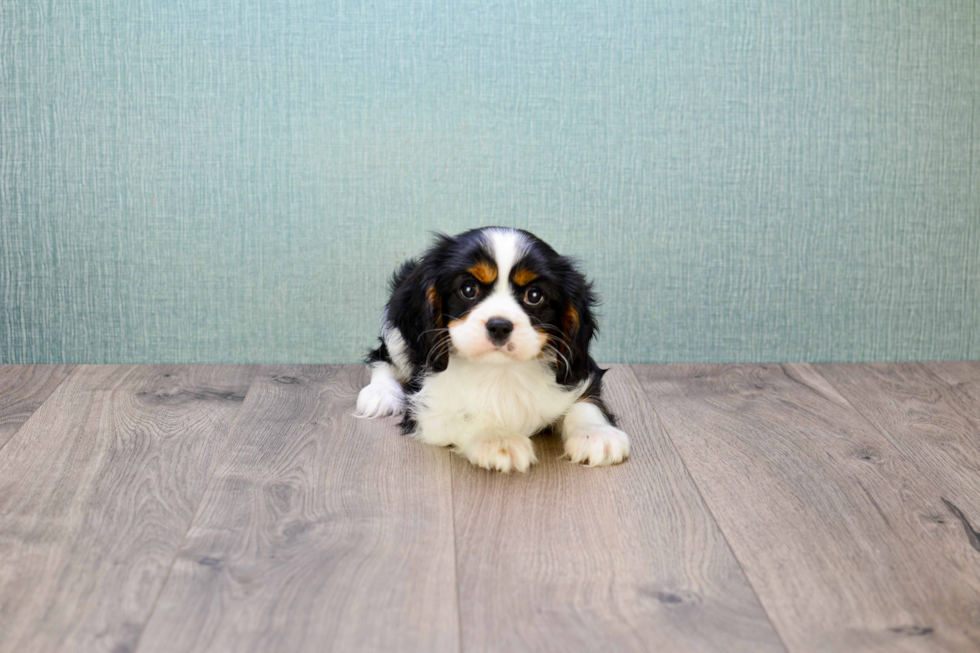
[2,1,978,364]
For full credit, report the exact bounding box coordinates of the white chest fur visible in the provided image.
[409,356,587,446]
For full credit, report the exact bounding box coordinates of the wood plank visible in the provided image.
[0,364,255,653]
[633,363,980,652]
[135,366,458,653]
[921,361,980,404]
[452,365,785,653]
[0,364,75,450]
[815,363,980,554]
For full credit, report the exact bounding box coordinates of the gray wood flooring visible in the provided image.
[0,363,978,652]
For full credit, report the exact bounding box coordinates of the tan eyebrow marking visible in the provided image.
[512,268,538,286]
[467,261,497,285]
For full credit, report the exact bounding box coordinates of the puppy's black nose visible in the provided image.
[486,318,514,345]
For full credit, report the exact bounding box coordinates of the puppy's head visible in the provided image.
[418,227,597,382]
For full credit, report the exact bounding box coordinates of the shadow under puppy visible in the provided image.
[355,227,629,472]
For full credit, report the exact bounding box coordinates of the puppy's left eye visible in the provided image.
[460,281,479,300]
[524,287,544,306]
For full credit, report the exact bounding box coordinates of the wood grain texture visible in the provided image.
[136,366,458,653]
[815,363,980,551]
[0,364,74,449]
[921,361,980,404]
[452,365,785,653]
[0,365,254,653]
[633,363,980,652]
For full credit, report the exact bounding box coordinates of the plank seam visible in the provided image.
[0,364,77,456]
[129,365,262,653]
[809,363,980,554]
[806,364,957,487]
[626,364,792,653]
[449,454,465,653]
[916,362,980,432]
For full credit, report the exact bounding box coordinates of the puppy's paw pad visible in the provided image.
[354,381,404,418]
[464,435,537,473]
[564,426,629,467]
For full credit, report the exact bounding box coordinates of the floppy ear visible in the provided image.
[422,283,451,372]
[414,233,459,373]
[385,254,451,375]
[554,261,598,385]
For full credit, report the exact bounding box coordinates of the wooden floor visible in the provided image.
[1,364,979,653]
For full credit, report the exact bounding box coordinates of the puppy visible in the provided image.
[355,227,629,472]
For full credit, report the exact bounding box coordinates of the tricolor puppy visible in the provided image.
[355,227,629,472]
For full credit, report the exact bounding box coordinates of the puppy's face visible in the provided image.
[423,228,593,375]
[444,230,547,362]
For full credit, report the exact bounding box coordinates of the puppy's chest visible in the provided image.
[417,359,581,431]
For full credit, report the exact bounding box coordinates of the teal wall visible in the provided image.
[2,1,978,364]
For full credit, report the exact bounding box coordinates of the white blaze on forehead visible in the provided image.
[484,228,527,293]
[447,228,544,362]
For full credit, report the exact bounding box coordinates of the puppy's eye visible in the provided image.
[460,281,479,300]
[524,287,544,306]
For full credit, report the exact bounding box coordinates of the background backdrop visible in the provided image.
[2,0,978,364]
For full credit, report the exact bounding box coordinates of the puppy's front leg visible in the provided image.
[414,410,537,473]
[561,401,630,467]
[354,363,405,418]
[458,429,537,473]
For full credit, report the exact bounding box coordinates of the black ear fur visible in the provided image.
[385,236,453,375]
[554,258,598,385]
[421,281,450,372]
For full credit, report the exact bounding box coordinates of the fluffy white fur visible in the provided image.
[561,401,630,466]
[380,314,412,382]
[357,354,631,470]
[409,356,587,472]
[354,362,405,418]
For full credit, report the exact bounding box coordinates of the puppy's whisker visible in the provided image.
[542,344,573,381]
[417,327,449,341]
[533,323,563,333]
[540,331,574,361]
[418,312,474,344]
[532,323,575,358]
[424,338,454,369]
[426,340,449,360]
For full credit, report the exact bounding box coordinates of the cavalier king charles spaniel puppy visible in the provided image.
[355,227,629,472]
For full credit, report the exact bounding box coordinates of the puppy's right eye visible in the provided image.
[460,282,479,300]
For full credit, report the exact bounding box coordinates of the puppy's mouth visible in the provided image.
[455,339,520,363]
[498,342,517,354]
[474,341,517,361]
[479,338,545,362]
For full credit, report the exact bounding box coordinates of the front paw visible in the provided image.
[564,426,630,467]
[354,380,404,418]
[462,434,537,473]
